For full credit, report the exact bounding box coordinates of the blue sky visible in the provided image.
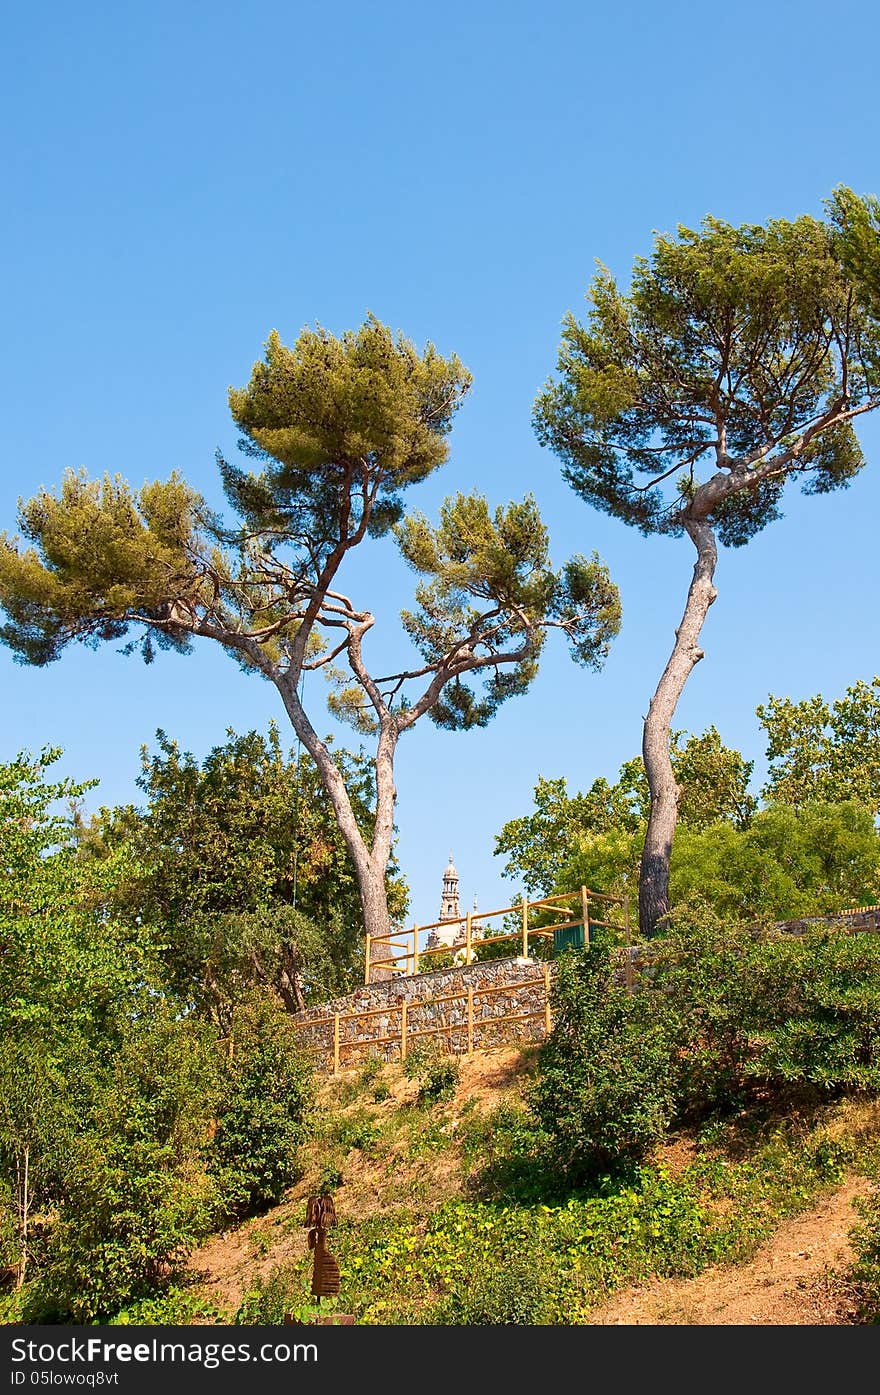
[2,0,879,928]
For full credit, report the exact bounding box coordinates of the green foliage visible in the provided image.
[759,677,880,817]
[225,315,470,523]
[88,723,405,1018]
[400,1039,459,1102]
[316,1164,344,1194]
[397,494,620,729]
[416,1058,460,1105]
[530,945,676,1183]
[401,1040,442,1081]
[497,724,880,926]
[650,911,880,1111]
[534,195,880,544]
[0,747,153,1046]
[847,1180,880,1322]
[232,1261,333,1325]
[495,726,754,897]
[0,313,619,958]
[207,997,313,1219]
[32,1009,221,1324]
[669,801,880,921]
[334,1103,862,1324]
[0,470,208,665]
[459,1101,550,1202]
[108,1285,225,1325]
[328,1111,379,1152]
[433,1249,549,1324]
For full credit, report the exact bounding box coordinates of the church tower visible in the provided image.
[426,852,465,950]
[439,852,461,923]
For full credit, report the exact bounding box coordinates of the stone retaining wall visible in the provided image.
[293,956,550,1073]
[773,907,880,936]
[292,908,880,1074]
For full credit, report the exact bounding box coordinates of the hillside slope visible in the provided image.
[183,1045,878,1325]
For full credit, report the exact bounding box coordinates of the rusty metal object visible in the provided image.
[306,1194,340,1298]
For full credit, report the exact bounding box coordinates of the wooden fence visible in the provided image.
[365,884,631,984]
[299,963,555,1075]
[296,898,880,1076]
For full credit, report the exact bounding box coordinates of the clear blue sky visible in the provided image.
[2,0,879,927]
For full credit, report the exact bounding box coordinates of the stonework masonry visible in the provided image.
[293,956,549,1073]
[292,907,880,1074]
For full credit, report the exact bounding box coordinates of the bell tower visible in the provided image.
[439,852,461,923]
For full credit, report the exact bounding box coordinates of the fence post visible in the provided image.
[466,910,473,964]
[400,999,408,1063]
[365,934,372,986]
[467,986,474,1055]
[522,899,529,958]
[581,885,590,946]
[543,963,552,1036]
[333,1013,340,1076]
[413,924,419,975]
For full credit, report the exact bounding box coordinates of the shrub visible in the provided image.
[847,1185,880,1321]
[402,1040,459,1103]
[418,1058,460,1105]
[529,943,676,1184]
[651,908,880,1112]
[330,1111,378,1151]
[433,1249,549,1324]
[208,997,314,1218]
[31,1011,220,1323]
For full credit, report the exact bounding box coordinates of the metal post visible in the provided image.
[467,986,474,1055]
[400,999,408,1062]
[365,934,371,986]
[413,924,419,975]
[581,885,590,946]
[522,899,529,958]
[543,963,552,1036]
[466,910,472,964]
[333,1013,340,1076]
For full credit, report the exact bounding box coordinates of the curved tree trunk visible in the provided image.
[276,672,399,978]
[639,520,718,937]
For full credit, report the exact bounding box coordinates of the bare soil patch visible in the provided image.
[586,1175,871,1325]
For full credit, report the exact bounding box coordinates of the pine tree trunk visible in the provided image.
[639,520,718,937]
[276,674,399,979]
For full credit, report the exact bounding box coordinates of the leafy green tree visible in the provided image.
[495,726,754,896]
[0,1042,73,1290]
[86,724,406,1017]
[670,801,880,920]
[207,996,313,1218]
[37,1008,222,1323]
[758,676,880,815]
[0,748,155,1053]
[534,189,880,934]
[0,317,620,954]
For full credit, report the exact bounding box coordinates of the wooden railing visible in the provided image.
[299,964,554,1075]
[365,884,630,985]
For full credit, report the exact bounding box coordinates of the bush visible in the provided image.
[402,1041,460,1103]
[418,1058,459,1105]
[208,997,314,1218]
[433,1249,549,1324]
[651,909,880,1113]
[847,1185,880,1321]
[529,943,676,1184]
[31,1011,220,1323]
[330,1111,378,1151]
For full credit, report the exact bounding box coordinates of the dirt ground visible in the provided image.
[585,1175,871,1325]
[190,1048,875,1324]
[191,1046,537,1315]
